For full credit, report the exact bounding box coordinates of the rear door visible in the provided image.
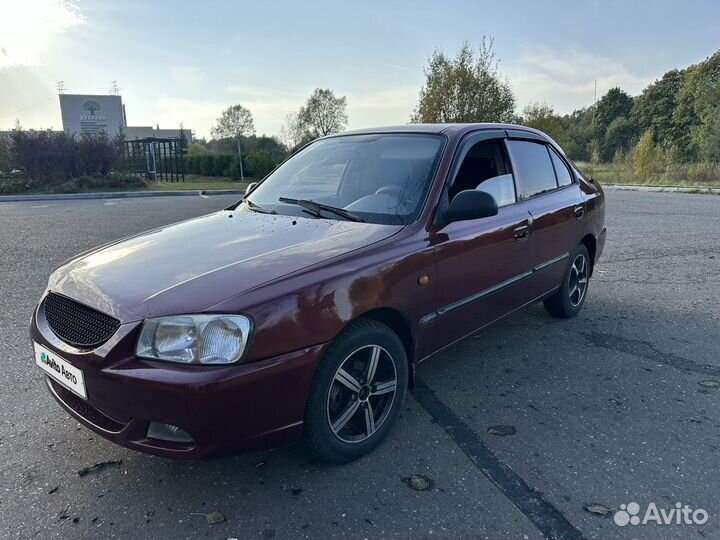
[505,133,586,294]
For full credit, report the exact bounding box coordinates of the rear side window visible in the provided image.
[507,140,557,198]
[549,148,573,187]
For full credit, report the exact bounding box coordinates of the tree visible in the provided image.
[245,150,276,178]
[602,116,637,162]
[693,106,720,162]
[592,87,634,140]
[298,88,348,138]
[674,50,720,160]
[632,69,686,147]
[211,104,256,140]
[561,107,595,161]
[280,111,312,151]
[633,129,661,178]
[211,104,256,180]
[178,123,189,154]
[187,142,209,157]
[0,132,13,172]
[411,38,516,124]
[522,103,569,147]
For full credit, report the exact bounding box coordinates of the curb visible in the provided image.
[0,189,246,203]
[604,184,720,194]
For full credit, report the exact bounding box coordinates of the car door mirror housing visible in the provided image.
[445,190,499,222]
[245,182,258,194]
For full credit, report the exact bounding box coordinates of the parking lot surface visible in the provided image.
[1,191,718,539]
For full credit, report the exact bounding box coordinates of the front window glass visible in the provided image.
[244,134,444,225]
[449,139,516,207]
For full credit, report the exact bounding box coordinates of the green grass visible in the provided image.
[0,174,250,195]
[576,162,720,189]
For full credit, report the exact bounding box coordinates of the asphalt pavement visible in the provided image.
[0,191,718,539]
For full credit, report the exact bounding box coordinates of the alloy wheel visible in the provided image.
[326,345,398,444]
[568,253,588,307]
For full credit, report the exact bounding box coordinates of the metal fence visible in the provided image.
[123,138,185,182]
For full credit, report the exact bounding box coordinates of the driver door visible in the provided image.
[427,131,539,351]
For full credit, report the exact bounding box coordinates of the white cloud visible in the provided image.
[506,47,654,114]
[0,0,85,69]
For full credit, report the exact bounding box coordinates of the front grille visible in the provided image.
[44,292,120,348]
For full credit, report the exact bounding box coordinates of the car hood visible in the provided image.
[48,210,402,323]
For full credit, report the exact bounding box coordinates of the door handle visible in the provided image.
[513,224,529,241]
[574,205,585,218]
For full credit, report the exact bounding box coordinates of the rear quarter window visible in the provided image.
[549,147,573,187]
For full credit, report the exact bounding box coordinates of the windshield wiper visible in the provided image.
[244,199,277,214]
[278,197,365,222]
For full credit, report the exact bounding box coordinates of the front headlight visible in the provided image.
[136,314,252,365]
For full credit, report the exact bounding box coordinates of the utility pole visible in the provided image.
[237,138,245,182]
[110,81,120,96]
[594,80,597,104]
[56,81,65,94]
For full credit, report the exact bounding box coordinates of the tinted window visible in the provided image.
[549,148,573,187]
[507,140,557,198]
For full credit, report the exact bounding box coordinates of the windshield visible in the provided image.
[244,134,445,225]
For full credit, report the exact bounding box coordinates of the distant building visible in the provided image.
[125,126,190,146]
[59,94,126,136]
[58,93,191,144]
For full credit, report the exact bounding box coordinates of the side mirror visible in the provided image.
[245,182,258,195]
[446,190,498,222]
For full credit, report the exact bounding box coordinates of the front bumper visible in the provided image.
[31,303,326,459]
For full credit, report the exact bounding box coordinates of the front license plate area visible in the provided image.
[34,342,87,399]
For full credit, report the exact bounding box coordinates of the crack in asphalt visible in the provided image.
[412,377,586,540]
[583,331,720,377]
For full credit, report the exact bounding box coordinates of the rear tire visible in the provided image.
[304,319,407,464]
[544,244,590,318]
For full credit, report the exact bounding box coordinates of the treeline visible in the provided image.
[412,40,720,179]
[186,87,350,179]
[186,134,287,179]
[522,48,720,166]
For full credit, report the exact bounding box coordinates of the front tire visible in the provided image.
[544,244,590,318]
[304,319,408,464]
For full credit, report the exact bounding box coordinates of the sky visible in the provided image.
[0,0,718,140]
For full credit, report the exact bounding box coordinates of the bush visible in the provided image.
[187,142,209,157]
[686,162,720,184]
[0,178,37,194]
[185,153,236,177]
[10,130,123,183]
[245,150,276,178]
[54,174,148,193]
[633,129,662,178]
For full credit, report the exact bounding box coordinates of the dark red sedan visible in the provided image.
[31,124,606,463]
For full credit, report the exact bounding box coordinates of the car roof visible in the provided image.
[328,123,559,149]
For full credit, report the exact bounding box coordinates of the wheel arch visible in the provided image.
[354,307,417,388]
[580,233,597,277]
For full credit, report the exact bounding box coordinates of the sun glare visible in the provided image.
[0,0,85,69]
